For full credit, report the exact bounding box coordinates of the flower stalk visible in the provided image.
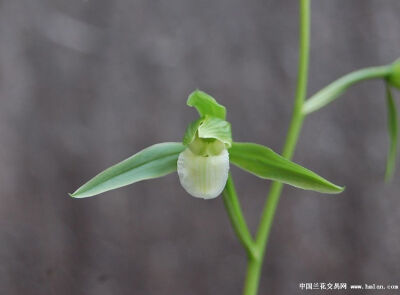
[242,0,310,294]
[222,175,258,259]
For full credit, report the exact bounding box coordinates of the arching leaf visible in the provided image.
[70,142,185,198]
[229,142,344,194]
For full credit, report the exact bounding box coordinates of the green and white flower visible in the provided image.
[70,90,343,199]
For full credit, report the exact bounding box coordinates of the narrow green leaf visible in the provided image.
[187,90,226,120]
[182,116,232,147]
[229,142,344,194]
[385,85,398,181]
[70,142,185,198]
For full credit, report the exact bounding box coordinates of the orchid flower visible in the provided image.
[70,90,343,199]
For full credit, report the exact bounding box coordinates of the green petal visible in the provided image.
[229,142,344,194]
[385,85,398,181]
[183,116,232,147]
[70,142,185,198]
[187,90,226,120]
[198,116,232,147]
[183,118,204,146]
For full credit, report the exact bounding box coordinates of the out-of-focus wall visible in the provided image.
[0,0,399,294]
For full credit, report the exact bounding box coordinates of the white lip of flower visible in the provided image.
[177,141,229,199]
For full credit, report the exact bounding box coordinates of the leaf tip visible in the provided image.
[69,190,84,198]
[325,183,345,194]
[335,185,345,194]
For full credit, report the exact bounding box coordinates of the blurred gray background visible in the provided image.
[1,0,400,294]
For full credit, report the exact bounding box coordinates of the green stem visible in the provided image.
[303,65,392,115]
[243,1,310,294]
[384,84,398,182]
[223,174,258,259]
